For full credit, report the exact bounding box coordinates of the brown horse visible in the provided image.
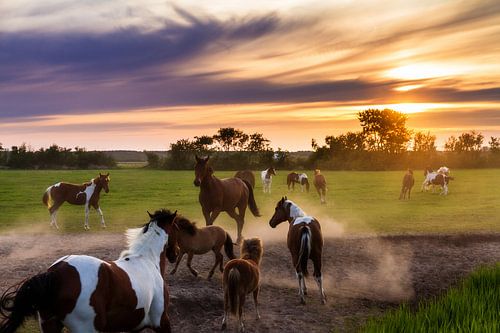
[42,173,110,230]
[234,170,255,189]
[313,169,327,204]
[169,215,236,279]
[194,156,260,243]
[399,169,415,200]
[221,238,263,332]
[269,197,326,305]
[0,209,178,333]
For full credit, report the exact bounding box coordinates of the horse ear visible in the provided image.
[173,210,178,216]
[106,172,110,177]
[99,173,102,177]
[147,211,154,219]
[204,156,210,162]
[284,196,288,200]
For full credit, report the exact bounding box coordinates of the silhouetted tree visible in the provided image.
[489,137,500,153]
[213,128,248,151]
[413,131,436,152]
[445,131,484,152]
[193,135,215,152]
[145,151,160,168]
[245,133,271,152]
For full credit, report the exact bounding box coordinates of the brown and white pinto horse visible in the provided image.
[260,167,276,194]
[287,172,310,192]
[169,215,236,279]
[269,197,326,305]
[313,170,327,204]
[0,209,177,333]
[194,156,260,243]
[42,173,110,230]
[234,170,256,189]
[221,238,263,332]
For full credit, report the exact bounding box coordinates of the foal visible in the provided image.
[42,173,110,230]
[269,197,326,305]
[169,215,236,279]
[221,238,263,333]
[399,169,415,200]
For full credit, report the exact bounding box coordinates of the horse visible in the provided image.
[234,170,255,189]
[0,209,178,333]
[194,156,260,243]
[260,167,276,194]
[422,169,454,195]
[269,197,326,305]
[221,238,263,333]
[287,172,310,192]
[399,169,415,200]
[313,170,327,204]
[169,215,236,279]
[42,173,110,230]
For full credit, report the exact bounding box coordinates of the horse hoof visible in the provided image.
[191,271,199,277]
[300,298,306,305]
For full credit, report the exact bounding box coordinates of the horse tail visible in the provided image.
[305,179,310,192]
[0,272,57,333]
[243,180,261,217]
[224,233,236,259]
[296,226,311,277]
[42,186,53,209]
[227,268,240,315]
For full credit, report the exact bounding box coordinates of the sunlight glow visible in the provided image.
[386,64,464,80]
[394,84,424,91]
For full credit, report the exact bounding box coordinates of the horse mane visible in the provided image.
[175,216,197,235]
[240,238,263,265]
[120,226,151,258]
[285,200,306,218]
[150,208,174,220]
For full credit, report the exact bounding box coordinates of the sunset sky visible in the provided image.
[1,0,499,151]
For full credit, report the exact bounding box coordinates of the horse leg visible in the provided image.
[221,287,229,330]
[186,252,199,277]
[95,205,106,228]
[202,207,211,226]
[253,287,260,320]
[170,251,185,275]
[238,292,245,333]
[208,249,223,280]
[296,271,306,304]
[83,204,90,230]
[209,209,221,226]
[228,209,245,244]
[49,201,63,229]
[313,256,327,304]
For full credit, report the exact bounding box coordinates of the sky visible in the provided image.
[1,0,499,151]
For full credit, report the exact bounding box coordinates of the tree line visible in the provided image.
[0,143,116,169]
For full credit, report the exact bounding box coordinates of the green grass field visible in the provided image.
[0,169,499,235]
[363,263,500,332]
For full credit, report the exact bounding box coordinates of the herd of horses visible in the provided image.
[400,166,454,200]
[0,160,454,332]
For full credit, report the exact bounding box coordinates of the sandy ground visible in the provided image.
[0,232,499,332]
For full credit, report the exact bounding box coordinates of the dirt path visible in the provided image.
[1,233,499,332]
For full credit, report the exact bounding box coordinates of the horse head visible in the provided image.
[194,155,212,187]
[268,167,276,176]
[269,196,290,228]
[146,209,179,263]
[98,173,110,193]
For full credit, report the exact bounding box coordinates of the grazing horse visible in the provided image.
[313,169,327,204]
[234,170,255,189]
[287,172,310,192]
[399,169,415,200]
[42,173,110,230]
[0,209,178,333]
[422,169,454,195]
[194,156,260,243]
[260,167,276,194]
[221,238,263,333]
[169,215,236,279]
[269,197,326,305]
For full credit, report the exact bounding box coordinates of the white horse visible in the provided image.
[261,167,276,194]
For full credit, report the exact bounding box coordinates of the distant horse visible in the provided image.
[42,173,110,230]
[269,197,326,305]
[194,156,260,243]
[169,215,236,279]
[287,172,310,192]
[221,238,263,332]
[234,170,255,189]
[313,170,327,204]
[422,169,454,195]
[399,169,415,200]
[0,209,178,333]
[437,166,450,176]
[260,167,276,194]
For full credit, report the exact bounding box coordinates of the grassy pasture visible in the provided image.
[0,169,499,235]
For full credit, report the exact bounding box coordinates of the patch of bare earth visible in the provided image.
[0,233,499,332]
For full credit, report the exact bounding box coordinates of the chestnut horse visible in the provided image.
[42,173,110,230]
[0,209,178,333]
[169,215,236,279]
[269,197,326,305]
[234,170,255,189]
[194,156,260,243]
[313,169,327,204]
[221,238,263,332]
[399,169,415,200]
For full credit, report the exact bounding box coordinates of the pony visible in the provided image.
[422,169,454,195]
[287,172,310,192]
[313,169,327,204]
[42,173,110,230]
[0,209,178,333]
[194,156,260,243]
[399,169,415,200]
[169,215,236,279]
[234,170,255,189]
[269,197,326,305]
[260,167,276,194]
[221,238,263,333]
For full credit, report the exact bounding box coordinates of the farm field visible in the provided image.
[0,168,499,332]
